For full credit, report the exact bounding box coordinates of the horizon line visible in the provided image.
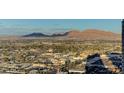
[0,28,121,37]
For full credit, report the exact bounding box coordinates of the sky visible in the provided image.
[0,19,121,36]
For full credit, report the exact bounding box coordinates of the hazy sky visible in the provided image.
[0,19,121,36]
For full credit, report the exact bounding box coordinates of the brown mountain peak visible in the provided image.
[66,29,120,40]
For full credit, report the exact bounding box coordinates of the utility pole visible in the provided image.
[122,19,124,73]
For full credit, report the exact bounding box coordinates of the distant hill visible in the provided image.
[23,32,69,37]
[23,32,48,37]
[51,32,69,37]
[65,29,121,40]
[22,29,121,40]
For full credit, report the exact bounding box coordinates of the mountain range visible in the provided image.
[22,29,121,40]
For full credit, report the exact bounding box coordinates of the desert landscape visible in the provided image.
[0,29,122,74]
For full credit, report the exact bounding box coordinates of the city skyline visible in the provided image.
[0,19,121,36]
